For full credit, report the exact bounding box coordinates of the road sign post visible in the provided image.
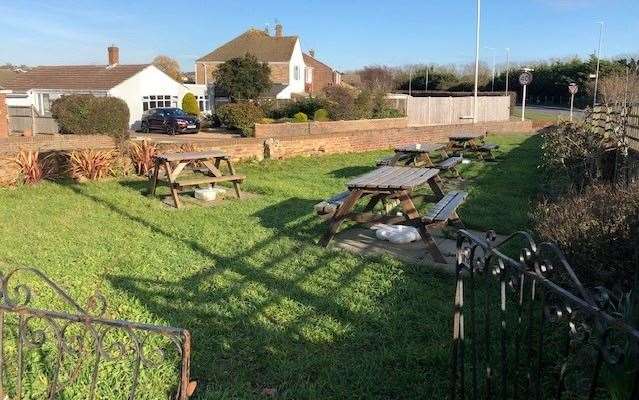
[519,71,533,121]
[568,83,578,122]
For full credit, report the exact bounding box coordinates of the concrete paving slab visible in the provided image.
[329,227,505,273]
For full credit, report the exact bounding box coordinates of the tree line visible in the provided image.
[346,55,639,107]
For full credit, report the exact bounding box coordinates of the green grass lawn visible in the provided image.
[0,133,541,399]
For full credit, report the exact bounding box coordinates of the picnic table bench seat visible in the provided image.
[376,154,411,167]
[314,191,351,216]
[424,191,467,225]
[437,156,463,170]
[477,143,500,160]
[175,174,246,188]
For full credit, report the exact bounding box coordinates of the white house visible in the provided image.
[195,24,311,99]
[4,47,210,129]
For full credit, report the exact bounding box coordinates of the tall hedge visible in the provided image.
[216,102,264,137]
[51,95,130,142]
[181,93,199,115]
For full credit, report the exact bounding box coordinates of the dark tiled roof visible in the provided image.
[0,69,20,89]
[197,29,297,63]
[302,53,334,71]
[3,64,150,91]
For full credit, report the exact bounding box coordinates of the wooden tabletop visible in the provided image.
[347,166,439,190]
[394,143,446,153]
[448,133,484,141]
[155,150,228,162]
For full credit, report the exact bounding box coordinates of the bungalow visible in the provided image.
[3,47,209,130]
[195,24,341,99]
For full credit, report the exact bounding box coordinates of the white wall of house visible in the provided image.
[184,83,211,115]
[109,65,191,128]
[276,39,306,99]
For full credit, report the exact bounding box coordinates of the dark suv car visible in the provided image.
[140,108,200,135]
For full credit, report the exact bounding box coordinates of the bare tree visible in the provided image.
[600,71,639,106]
[152,55,181,81]
[358,65,395,91]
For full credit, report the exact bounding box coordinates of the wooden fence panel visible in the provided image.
[8,106,59,134]
[406,96,510,127]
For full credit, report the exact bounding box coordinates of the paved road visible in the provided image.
[514,105,585,120]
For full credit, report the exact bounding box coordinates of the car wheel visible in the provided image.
[141,122,150,133]
[166,125,176,136]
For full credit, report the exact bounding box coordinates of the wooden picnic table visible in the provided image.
[148,150,245,209]
[390,142,449,167]
[319,166,448,263]
[448,132,485,148]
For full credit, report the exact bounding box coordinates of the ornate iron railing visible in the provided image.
[451,230,639,400]
[0,267,195,399]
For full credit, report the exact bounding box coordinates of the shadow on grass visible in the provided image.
[328,165,375,179]
[460,134,542,234]
[56,182,453,399]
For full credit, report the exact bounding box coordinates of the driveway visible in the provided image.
[130,128,243,143]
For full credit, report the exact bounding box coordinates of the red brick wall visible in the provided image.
[305,57,335,94]
[254,118,408,138]
[0,94,8,139]
[0,120,535,185]
[0,134,116,185]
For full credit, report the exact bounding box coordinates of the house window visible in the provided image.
[294,65,300,80]
[41,93,51,115]
[197,95,210,112]
[305,67,313,84]
[142,95,177,111]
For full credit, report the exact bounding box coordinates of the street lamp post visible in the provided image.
[593,21,604,107]
[485,47,496,92]
[505,48,510,95]
[473,0,481,123]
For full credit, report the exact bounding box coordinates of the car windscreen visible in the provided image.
[164,108,187,117]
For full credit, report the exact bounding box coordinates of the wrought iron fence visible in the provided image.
[451,230,639,400]
[0,267,195,399]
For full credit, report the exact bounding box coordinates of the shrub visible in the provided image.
[52,95,130,142]
[260,118,275,124]
[216,102,264,137]
[181,93,200,115]
[214,54,272,100]
[51,95,93,134]
[324,86,357,120]
[313,108,330,121]
[293,112,308,122]
[14,149,56,184]
[374,107,403,119]
[129,139,157,175]
[533,183,639,290]
[68,149,115,181]
[87,97,130,143]
[539,119,621,191]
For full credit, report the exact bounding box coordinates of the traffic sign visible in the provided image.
[568,83,578,94]
[519,71,533,86]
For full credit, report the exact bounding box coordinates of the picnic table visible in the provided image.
[318,166,449,263]
[148,150,245,209]
[378,143,463,178]
[448,132,499,160]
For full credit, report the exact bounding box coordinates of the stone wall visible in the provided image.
[254,117,409,138]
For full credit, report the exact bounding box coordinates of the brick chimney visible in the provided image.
[275,24,283,37]
[108,45,119,66]
[309,49,315,58]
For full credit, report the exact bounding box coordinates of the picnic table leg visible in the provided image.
[163,162,181,209]
[319,190,363,247]
[397,192,447,263]
[363,193,385,212]
[148,160,160,195]
[225,159,242,199]
[427,177,446,200]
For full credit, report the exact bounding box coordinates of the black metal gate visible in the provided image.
[451,230,639,399]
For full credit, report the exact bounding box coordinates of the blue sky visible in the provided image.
[1,0,637,71]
